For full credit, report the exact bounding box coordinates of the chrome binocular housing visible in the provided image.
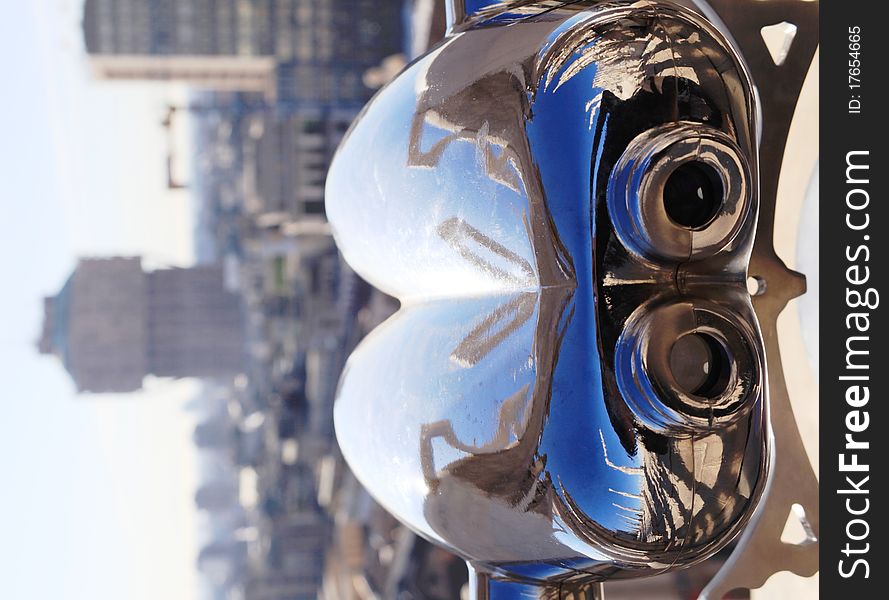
[326,0,819,597]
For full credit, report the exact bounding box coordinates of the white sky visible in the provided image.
[1,2,203,599]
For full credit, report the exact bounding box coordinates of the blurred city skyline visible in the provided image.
[2,2,209,599]
[2,1,420,599]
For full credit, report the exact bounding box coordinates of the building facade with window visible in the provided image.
[39,257,245,393]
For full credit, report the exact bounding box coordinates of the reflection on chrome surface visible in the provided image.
[326,1,766,596]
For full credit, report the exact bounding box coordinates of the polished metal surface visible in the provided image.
[470,567,606,599]
[607,122,752,263]
[326,1,778,597]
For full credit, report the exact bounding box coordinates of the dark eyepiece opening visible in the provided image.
[669,332,732,400]
[663,161,724,230]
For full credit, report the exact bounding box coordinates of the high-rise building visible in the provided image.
[81,0,405,103]
[39,257,245,393]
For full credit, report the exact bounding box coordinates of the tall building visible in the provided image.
[82,0,276,56]
[39,257,245,393]
[81,0,405,103]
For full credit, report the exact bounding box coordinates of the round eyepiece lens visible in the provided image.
[669,332,732,400]
[663,162,724,230]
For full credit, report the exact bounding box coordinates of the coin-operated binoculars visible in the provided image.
[325,1,819,598]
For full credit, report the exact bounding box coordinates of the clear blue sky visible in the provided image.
[1,2,203,598]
